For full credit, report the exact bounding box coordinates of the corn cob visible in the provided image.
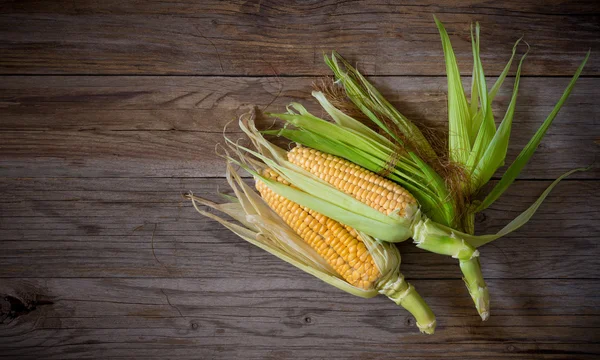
[256,168,380,290]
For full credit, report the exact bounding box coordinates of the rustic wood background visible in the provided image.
[1,1,599,359]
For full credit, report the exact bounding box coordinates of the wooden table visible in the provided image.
[1,1,599,358]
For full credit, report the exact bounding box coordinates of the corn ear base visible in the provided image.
[412,213,490,320]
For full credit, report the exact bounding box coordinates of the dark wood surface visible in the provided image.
[1,1,599,359]
[1,1,599,76]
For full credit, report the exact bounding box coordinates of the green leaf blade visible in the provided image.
[471,46,529,190]
[477,50,590,210]
[434,16,472,166]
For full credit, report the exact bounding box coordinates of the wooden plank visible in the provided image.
[1,2,598,358]
[1,177,598,279]
[0,277,599,359]
[1,76,598,179]
[0,1,598,75]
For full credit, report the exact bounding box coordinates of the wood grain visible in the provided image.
[1,1,599,358]
[1,177,598,280]
[0,0,598,75]
[0,176,599,358]
[1,76,598,178]
[1,277,599,359]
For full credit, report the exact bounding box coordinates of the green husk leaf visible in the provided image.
[476,51,590,210]
[434,15,472,166]
[467,23,487,143]
[489,37,523,102]
[469,28,480,123]
[408,152,456,227]
[268,105,391,159]
[466,167,588,247]
[312,90,394,147]
[466,22,497,175]
[471,45,529,189]
[325,52,438,159]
